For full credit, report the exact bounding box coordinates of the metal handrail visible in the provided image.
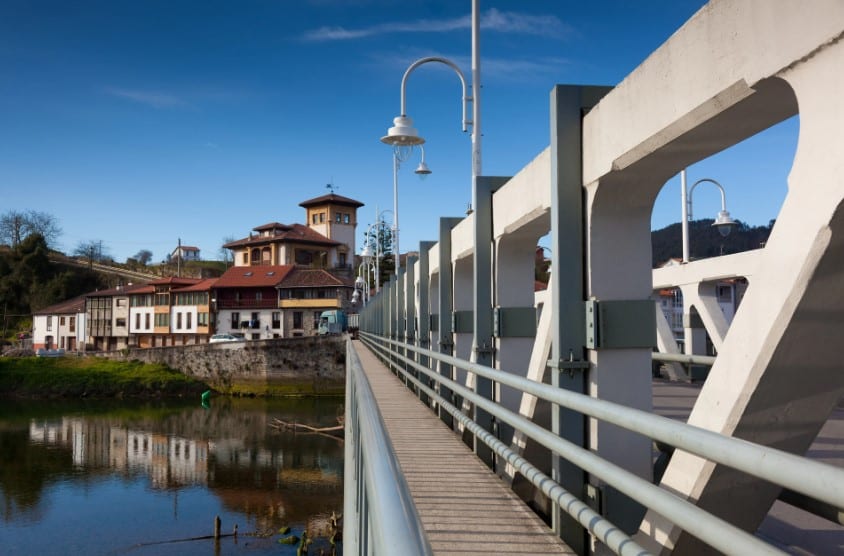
[359,335,649,556]
[651,351,717,366]
[360,331,844,555]
[343,339,432,556]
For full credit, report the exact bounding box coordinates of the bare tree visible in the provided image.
[74,240,111,268]
[0,210,61,248]
[219,236,236,266]
[134,249,153,266]
[25,210,62,247]
[0,210,26,247]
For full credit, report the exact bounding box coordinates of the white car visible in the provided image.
[209,333,245,344]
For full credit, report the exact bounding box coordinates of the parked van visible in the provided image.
[317,310,347,335]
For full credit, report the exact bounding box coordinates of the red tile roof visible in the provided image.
[223,223,340,248]
[213,265,294,288]
[86,283,150,298]
[33,295,87,315]
[299,193,364,209]
[149,277,203,286]
[129,285,156,295]
[278,268,354,289]
[178,278,218,292]
[253,222,292,232]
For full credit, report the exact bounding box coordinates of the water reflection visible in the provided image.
[0,398,344,554]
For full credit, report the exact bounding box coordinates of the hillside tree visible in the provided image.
[0,210,62,248]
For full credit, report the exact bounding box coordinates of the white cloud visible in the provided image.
[302,8,570,42]
[105,87,189,109]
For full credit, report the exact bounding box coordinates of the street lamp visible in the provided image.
[352,274,368,307]
[415,145,432,179]
[681,169,738,263]
[381,55,473,277]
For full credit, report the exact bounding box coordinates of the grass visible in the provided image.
[0,356,209,399]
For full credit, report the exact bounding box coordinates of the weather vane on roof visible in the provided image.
[326,180,339,194]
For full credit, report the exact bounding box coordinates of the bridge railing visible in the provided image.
[358,330,844,556]
[343,339,433,556]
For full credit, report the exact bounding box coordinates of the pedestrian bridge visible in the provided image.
[343,1,844,554]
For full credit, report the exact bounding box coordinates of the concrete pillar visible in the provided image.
[642,39,844,553]
[436,218,462,429]
[494,230,543,451]
[452,256,474,385]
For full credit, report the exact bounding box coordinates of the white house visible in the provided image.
[170,245,200,262]
[32,295,87,352]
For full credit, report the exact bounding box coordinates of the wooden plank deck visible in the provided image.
[352,340,574,555]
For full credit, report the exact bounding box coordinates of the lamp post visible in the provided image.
[362,208,395,293]
[390,147,433,276]
[352,274,369,307]
[381,0,495,469]
[681,169,738,263]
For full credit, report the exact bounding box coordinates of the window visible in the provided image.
[335,212,341,223]
[116,318,127,328]
[145,313,150,329]
[319,212,325,223]
[251,312,259,328]
[60,316,66,326]
[242,252,248,264]
[116,298,126,307]
[198,312,208,326]
[176,312,182,329]
[46,316,52,331]
[312,213,318,224]
[187,312,192,329]
[339,253,346,266]
[135,313,141,329]
[293,311,303,329]
[231,312,239,328]
[313,311,321,328]
[155,313,170,327]
[272,312,280,329]
[343,213,350,224]
[69,317,76,332]
[256,291,262,301]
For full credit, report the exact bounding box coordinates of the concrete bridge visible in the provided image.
[344,1,844,554]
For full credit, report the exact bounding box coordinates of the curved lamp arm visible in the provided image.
[688,178,728,220]
[399,56,471,132]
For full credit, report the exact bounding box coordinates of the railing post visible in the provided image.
[405,256,418,392]
[550,84,611,554]
[437,217,462,428]
[417,241,435,406]
[397,268,406,379]
[473,175,509,468]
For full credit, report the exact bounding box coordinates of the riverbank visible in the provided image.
[0,356,209,399]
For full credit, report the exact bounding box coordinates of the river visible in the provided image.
[0,396,344,555]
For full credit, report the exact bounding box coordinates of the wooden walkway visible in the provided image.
[352,340,573,555]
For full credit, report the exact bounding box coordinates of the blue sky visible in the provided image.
[0,1,796,263]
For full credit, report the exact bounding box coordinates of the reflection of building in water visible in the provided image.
[29,419,210,488]
[110,427,127,470]
[127,431,153,474]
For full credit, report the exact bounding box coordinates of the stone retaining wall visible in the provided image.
[102,336,346,396]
